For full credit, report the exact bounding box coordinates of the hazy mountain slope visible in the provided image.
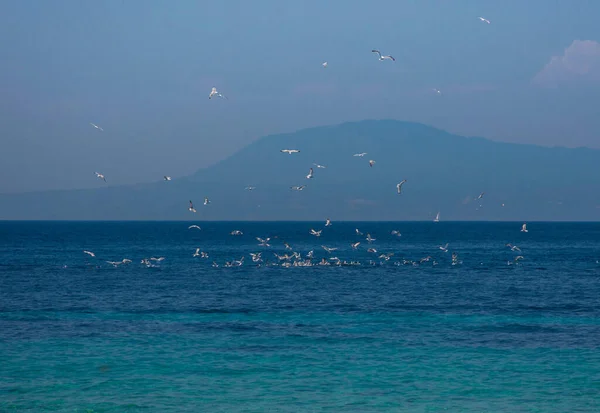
[1,120,599,220]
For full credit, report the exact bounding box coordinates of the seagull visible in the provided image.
[93,172,107,182]
[256,237,271,247]
[367,248,377,254]
[391,230,401,237]
[281,149,300,155]
[313,163,326,169]
[188,200,197,213]
[90,123,103,131]
[230,230,243,235]
[369,160,376,167]
[150,257,165,262]
[250,252,262,262]
[521,223,528,233]
[283,242,292,250]
[164,176,172,181]
[322,246,337,253]
[351,242,360,250]
[477,192,485,200]
[353,152,367,157]
[290,185,305,191]
[366,234,376,243]
[396,180,407,194]
[188,225,201,230]
[355,228,363,236]
[209,87,227,99]
[432,88,442,95]
[83,250,95,257]
[506,243,521,252]
[245,186,256,191]
[439,243,449,253]
[204,197,210,206]
[371,49,395,61]
[306,168,314,179]
[310,229,322,237]
[193,248,201,257]
[478,16,491,24]
[322,61,328,68]
[325,218,332,227]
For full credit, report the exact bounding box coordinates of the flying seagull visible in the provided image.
[209,87,227,99]
[188,225,201,230]
[83,250,95,257]
[306,168,314,179]
[322,246,337,253]
[391,230,401,237]
[204,197,210,206]
[322,61,328,68]
[310,229,322,237]
[90,123,103,131]
[313,163,326,169]
[290,185,305,191]
[351,242,360,250]
[245,186,256,191]
[164,176,171,181]
[94,172,106,182]
[281,149,300,154]
[396,180,407,194]
[439,243,449,253]
[188,200,197,213]
[432,88,442,95]
[325,218,332,227]
[371,49,395,61]
[478,16,491,24]
[366,234,376,243]
[369,160,376,167]
[353,152,367,157]
[521,223,528,233]
[477,192,485,200]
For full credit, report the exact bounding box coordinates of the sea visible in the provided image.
[1,221,599,412]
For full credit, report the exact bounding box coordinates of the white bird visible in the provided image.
[281,149,300,155]
[322,246,337,253]
[478,16,491,24]
[434,212,440,223]
[351,242,360,250]
[164,176,172,181]
[506,243,521,252]
[439,243,449,253]
[521,223,528,233]
[188,225,201,230]
[290,185,305,191]
[325,218,332,227]
[306,168,314,179]
[366,234,376,243]
[256,237,271,247]
[150,257,165,262]
[83,250,95,257]
[371,49,396,61]
[188,200,197,213]
[313,163,326,169]
[209,87,227,99]
[367,248,377,254]
[94,172,106,182]
[250,252,262,262]
[90,123,103,131]
[193,248,201,257]
[204,197,210,206]
[310,229,322,237]
[355,228,363,236]
[432,88,442,95]
[477,192,485,200]
[396,180,407,194]
[354,152,367,157]
[245,186,256,191]
[391,230,401,237]
[322,61,328,68]
[369,160,376,167]
[284,242,292,250]
[230,230,243,235]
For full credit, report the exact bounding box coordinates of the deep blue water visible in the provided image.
[1,221,600,412]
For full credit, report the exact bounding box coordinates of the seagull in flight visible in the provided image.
[372,49,395,61]
[204,197,210,206]
[94,172,106,182]
[290,185,305,191]
[506,243,521,252]
[369,160,376,168]
[322,246,337,253]
[188,225,201,230]
[477,192,485,200]
[310,229,322,237]
[188,200,197,213]
[164,176,172,181]
[355,228,363,236]
[281,149,300,155]
[366,234,376,243]
[83,250,95,257]
[313,163,326,169]
[439,243,449,253]
[478,16,491,24]
[396,180,407,194]
[90,123,103,131]
[322,61,328,68]
[245,186,256,191]
[256,237,271,247]
[209,87,227,99]
[353,152,367,157]
[193,248,201,257]
[521,223,528,233]
[306,168,314,179]
[351,242,360,250]
[230,230,243,236]
[325,218,332,227]
[391,230,401,237]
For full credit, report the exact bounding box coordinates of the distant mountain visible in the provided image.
[1,120,599,221]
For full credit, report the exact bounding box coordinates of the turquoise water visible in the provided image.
[1,221,600,412]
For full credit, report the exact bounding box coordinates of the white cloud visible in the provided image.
[533,40,600,87]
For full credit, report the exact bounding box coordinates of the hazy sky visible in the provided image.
[1,0,599,193]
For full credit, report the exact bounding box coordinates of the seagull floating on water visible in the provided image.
[90,123,103,132]
[281,149,300,155]
[94,172,106,182]
[371,49,395,61]
[396,180,407,194]
[209,87,227,99]
[478,16,491,24]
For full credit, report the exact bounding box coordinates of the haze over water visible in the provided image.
[2,221,599,412]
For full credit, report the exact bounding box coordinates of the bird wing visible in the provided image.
[371,49,381,57]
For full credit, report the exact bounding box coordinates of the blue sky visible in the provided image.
[1,0,599,193]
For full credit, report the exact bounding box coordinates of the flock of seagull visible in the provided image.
[78,16,536,269]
